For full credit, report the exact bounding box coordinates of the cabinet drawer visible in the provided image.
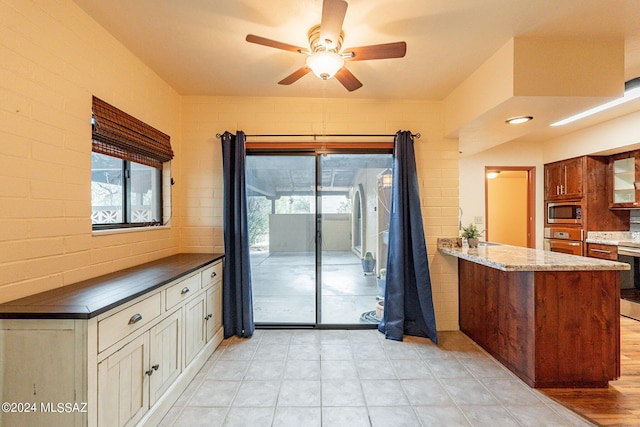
[98,292,161,352]
[201,262,222,288]
[587,243,618,261]
[165,274,200,310]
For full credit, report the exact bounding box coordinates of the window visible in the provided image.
[91,97,173,230]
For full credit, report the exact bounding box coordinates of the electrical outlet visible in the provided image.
[474,216,483,224]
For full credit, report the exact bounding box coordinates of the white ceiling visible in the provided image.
[73,0,640,149]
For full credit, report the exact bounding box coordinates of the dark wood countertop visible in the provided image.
[0,253,224,320]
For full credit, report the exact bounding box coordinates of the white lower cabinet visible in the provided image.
[0,258,224,427]
[149,310,182,406]
[98,333,150,427]
[184,293,207,366]
[207,282,222,341]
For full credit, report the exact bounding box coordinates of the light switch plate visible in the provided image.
[474,216,483,224]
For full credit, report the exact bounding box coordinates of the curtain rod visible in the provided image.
[215,133,420,139]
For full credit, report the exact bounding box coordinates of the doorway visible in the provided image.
[246,151,393,327]
[485,166,536,247]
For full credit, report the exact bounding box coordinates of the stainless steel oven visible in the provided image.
[616,242,640,321]
[547,201,582,225]
[543,227,584,256]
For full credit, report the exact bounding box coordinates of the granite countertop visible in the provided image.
[437,239,629,272]
[0,253,224,319]
[585,231,640,245]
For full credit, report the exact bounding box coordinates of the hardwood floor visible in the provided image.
[541,316,640,426]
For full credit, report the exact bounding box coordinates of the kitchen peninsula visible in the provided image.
[439,239,629,388]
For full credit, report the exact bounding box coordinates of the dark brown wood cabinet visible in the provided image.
[544,156,629,231]
[609,150,640,209]
[545,157,583,200]
[459,259,620,388]
[586,242,618,260]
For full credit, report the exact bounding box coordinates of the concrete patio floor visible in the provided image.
[250,251,381,326]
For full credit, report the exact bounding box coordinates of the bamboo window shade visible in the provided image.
[91,96,174,169]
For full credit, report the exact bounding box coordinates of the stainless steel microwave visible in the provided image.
[547,202,582,224]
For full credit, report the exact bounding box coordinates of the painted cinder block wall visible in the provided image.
[1,0,460,330]
[0,0,182,303]
[180,96,461,330]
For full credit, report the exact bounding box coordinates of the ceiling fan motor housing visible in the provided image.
[308,24,344,53]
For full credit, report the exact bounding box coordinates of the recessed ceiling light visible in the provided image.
[551,77,640,127]
[505,116,533,125]
[487,171,501,179]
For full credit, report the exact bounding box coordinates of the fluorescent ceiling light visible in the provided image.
[551,77,640,127]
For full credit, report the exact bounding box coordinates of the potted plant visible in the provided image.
[461,223,483,248]
[377,268,386,299]
[361,252,376,275]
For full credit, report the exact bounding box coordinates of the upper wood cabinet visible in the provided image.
[610,151,640,209]
[545,157,583,200]
[544,156,630,231]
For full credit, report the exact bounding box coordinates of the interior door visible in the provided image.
[485,167,536,248]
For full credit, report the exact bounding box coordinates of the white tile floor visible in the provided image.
[159,329,595,427]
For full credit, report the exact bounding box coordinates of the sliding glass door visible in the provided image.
[319,154,392,325]
[246,155,316,325]
[246,151,392,326]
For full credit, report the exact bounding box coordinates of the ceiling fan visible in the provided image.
[245,0,407,92]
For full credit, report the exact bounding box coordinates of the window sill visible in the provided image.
[92,224,171,236]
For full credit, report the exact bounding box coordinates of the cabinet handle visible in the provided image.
[181,287,190,295]
[145,365,159,376]
[211,271,217,278]
[128,313,142,325]
[204,314,212,320]
[591,248,612,254]
[556,185,559,195]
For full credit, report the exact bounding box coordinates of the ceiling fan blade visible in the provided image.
[320,0,348,49]
[278,67,311,85]
[246,34,306,53]
[344,41,407,61]
[335,67,363,92]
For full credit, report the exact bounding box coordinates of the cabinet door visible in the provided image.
[149,309,182,406]
[544,163,563,200]
[562,157,583,199]
[98,333,149,427]
[184,293,207,365]
[610,153,640,208]
[206,283,223,342]
[0,320,84,427]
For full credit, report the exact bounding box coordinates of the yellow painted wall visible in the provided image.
[0,1,461,330]
[0,0,182,303]
[487,172,528,247]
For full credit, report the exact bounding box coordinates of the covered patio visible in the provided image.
[251,250,381,325]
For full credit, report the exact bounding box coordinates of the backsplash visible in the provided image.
[630,210,640,232]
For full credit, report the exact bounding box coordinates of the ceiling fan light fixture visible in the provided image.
[306,51,344,80]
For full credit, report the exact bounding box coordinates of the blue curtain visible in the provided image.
[221,131,254,338]
[378,130,438,343]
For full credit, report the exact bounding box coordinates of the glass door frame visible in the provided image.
[247,145,393,329]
